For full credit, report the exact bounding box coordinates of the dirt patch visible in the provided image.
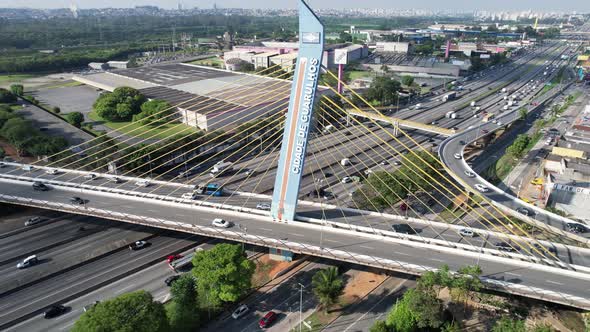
[341,270,388,305]
[0,139,36,163]
[251,254,292,288]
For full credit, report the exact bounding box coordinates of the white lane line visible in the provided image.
[291,233,305,237]
[359,245,374,250]
[546,280,563,285]
[260,228,273,232]
[115,283,136,294]
[429,258,445,262]
[506,272,522,277]
[324,239,339,243]
[396,252,410,256]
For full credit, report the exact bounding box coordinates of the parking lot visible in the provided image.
[30,84,99,118]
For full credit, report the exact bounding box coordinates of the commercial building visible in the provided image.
[106,61,130,69]
[375,42,411,54]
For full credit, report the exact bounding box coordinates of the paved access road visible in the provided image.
[1,179,589,311]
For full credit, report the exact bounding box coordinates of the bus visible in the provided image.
[197,183,224,196]
[482,113,495,123]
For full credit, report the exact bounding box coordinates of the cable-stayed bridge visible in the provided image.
[1,0,590,311]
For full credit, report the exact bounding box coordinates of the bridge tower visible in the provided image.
[271,0,324,222]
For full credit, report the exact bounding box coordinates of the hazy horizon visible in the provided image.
[1,0,589,12]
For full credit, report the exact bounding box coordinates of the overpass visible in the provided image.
[1,1,589,314]
[349,110,457,136]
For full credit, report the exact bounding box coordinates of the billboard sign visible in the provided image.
[334,48,348,65]
[271,0,325,222]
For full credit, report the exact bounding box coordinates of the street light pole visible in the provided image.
[298,283,305,332]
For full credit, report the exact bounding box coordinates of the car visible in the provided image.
[212,218,231,228]
[458,228,476,237]
[44,305,67,319]
[256,203,271,210]
[232,304,249,319]
[520,197,533,204]
[109,177,122,183]
[181,192,198,200]
[244,169,254,176]
[494,242,516,252]
[459,140,466,145]
[427,138,435,143]
[22,165,34,171]
[83,301,100,312]
[69,196,84,204]
[497,121,503,126]
[0,162,5,168]
[32,182,49,191]
[84,173,97,180]
[341,176,353,184]
[464,170,475,178]
[566,223,586,234]
[393,161,401,166]
[516,207,532,216]
[533,243,557,254]
[166,254,183,263]
[491,119,497,124]
[482,129,489,134]
[259,311,277,329]
[25,216,45,226]
[391,223,416,234]
[323,192,336,200]
[380,160,389,165]
[431,121,439,125]
[17,255,39,269]
[530,178,543,185]
[129,240,148,250]
[453,153,462,160]
[45,168,59,175]
[136,180,150,187]
[474,184,489,192]
[165,275,181,286]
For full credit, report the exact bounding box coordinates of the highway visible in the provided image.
[0,179,589,313]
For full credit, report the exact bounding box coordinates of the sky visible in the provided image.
[1,0,589,11]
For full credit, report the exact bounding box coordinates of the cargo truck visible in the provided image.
[442,92,456,101]
[210,161,233,177]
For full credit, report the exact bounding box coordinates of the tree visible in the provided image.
[72,290,169,332]
[311,266,344,313]
[365,76,401,106]
[518,108,528,121]
[450,265,482,306]
[66,112,84,128]
[405,287,444,329]
[167,274,200,331]
[401,75,414,87]
[133,99,172,125]
[506,134,530,159]
[10,84,24,96]
[93,86,146,121]
[0,88,16,103]
[369,320,389,332]
[491,317,526,332]
[191,243,255,307]
[52,106,61,114]
[386,293,418,332]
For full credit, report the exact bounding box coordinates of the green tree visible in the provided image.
[405,287,444,329]
[518,108,528,121]
[0,88,16,103]
[401,75,414,87]
[133,99,172,125]
[167,274,200,331]
[491,317,526,332]
[531,325,554,332]
[10,84,24,96]
[506,134,530,159]
[93,86,146,121]
[72,290,169,332]
[311,266,344,313]
[369,320,389,332]
[52,106,61,114]
[66,112,84,128]
[365,76,401,106]
[386,293,418,332]
[450,265,482,306]
[191,243,255,308]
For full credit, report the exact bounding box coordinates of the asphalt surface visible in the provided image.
[0,180,589,312]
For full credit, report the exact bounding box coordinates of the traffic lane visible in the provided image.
[0,221,152,294]
[0,233,202,328]
[3,245,209,332]
[2,181,589,303]
[0,209,64,236]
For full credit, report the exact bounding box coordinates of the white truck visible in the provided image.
[340,158,351,166]
[210,161,233,177]
[501,88,507,93]
[445,111,456,119]
[470,101,476,107]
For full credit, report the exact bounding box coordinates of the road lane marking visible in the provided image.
[546,280,563,285]
[429,258,445,262]
[359,245,374,250]
[291,233,305,237]
[115,284,136,294]
[324,239,338,243]
[396,252,410,256]
[506,272,522,277]
[260,228,273,232]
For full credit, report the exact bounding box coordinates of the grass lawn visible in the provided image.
[187,57,224,68]
[0,74,38,84]
[347,70,373,81]
[88,110,196,140]
[42,81,83,89]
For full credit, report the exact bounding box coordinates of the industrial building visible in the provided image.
[374,42,411,54]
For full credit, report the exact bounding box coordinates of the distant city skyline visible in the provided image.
[1,0,589,11]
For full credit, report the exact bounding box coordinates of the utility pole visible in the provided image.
[298,283,305,332]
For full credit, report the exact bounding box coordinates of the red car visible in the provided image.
[259,311,277,329]
[166,254,183,263]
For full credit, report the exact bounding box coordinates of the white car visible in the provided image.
[474,184,489,192]
[109,177,122,183]
[84,173,97,180]
[497,121,503,126]
[232,304,249,319]
[256,203,271,210]
[17,255,38,269]
[464,170,475,178]
[136,180,150,187]
[453,153,462,160]
[45,169,59,175]
[212,218,231,228]
[341,176,352,184]
[181,192,198,200]
[458,228,476,237]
